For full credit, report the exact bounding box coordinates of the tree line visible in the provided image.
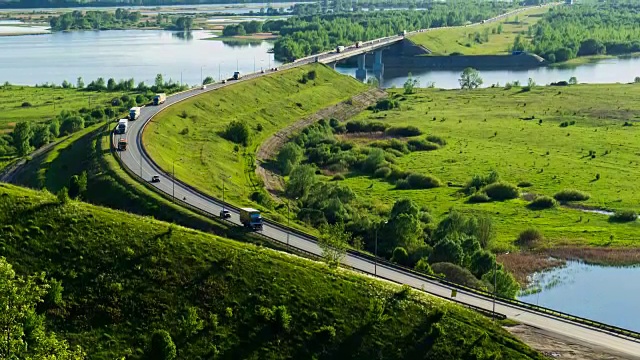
[1,0,275,9]
[517,2,640,63]
[49,9,193,31]
[267,1,515,61]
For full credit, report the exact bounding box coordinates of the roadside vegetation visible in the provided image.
[517,2,640,63]
[0,183,544,360]
[143,64,367,221]
[49,9,195,31]
[269,2,516,61]
[409,5,549,55]
[0,76,187,169]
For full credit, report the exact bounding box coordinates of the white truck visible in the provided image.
[239,208,263,231]
[129,107,141,120]
[153,93,166,105]
[336,45,345,53]
[116,119,128,134]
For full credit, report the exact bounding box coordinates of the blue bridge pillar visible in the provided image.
[373,50,384,77]
[355,53,367,81]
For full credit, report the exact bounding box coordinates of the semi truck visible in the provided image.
[117,139,128,151]
[153,93,166,105]
[116,119,128,134]
[239,208,263,231]
[232,71,242,80]
[355,41,362,48]
[399,30,407,36]
[336,45,345,53]
[129,107,141,120]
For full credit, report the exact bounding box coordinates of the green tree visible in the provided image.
[391,247,409,265]
[414,257,433,275]
[482,269,519,299]
[459,67,483,89]
[0,257,85,359]
[430,238,464,265]
[68,171,88,199]
[202,76,215,85]
[318,222,351,268]
[403,72,419,94]
[470,250,495,279]
[12,121,33,156]
[474,215,494,249]
[568,76,578,85]
[155,73,164,88]
[285,164,317,198]
[107,78,116,91]
[223,120,251,145]
[383,213,423,253]
[60,116,84,135]
[31,124,51,149]
[277,142,303,175]
[76,76,84,89]
[146,330,176,360]
[49,119,60,138]
[362,147,386,173]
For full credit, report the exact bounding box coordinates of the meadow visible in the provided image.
[143,64,368,210]
[343,83,640,248]
[0,182,544,359]
[409,6,549,56]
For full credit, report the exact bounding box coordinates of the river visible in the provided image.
[0,29,281,86]
[518,261,640,332]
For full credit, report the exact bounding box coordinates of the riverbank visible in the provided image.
[204,31,278,42]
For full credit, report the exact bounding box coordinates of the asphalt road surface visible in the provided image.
[117,10,640,359]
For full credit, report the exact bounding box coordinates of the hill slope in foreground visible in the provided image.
[0,183,543,359]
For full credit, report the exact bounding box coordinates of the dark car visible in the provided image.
[151,175,160,183]
[220,209,231,219]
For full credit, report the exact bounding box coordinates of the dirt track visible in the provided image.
[256,87,387,201]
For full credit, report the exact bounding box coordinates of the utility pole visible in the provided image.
[493,251,509,322]
[172,159,176,203]
[222,175,230,213]
[180,71,183,87]
[253,56,256,73]
[374,220,387,276]
[236,59,239,72]
[200,65,203,85]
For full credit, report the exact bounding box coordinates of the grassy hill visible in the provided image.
[342,84,640,247]
[0,182,544,359]
[409,6,549,56]
[143,63,368,209]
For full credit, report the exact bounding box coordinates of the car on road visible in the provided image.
[220,209,231,219]
[201,84,207,90]
[222,79,227,84]
[151,175,160,183]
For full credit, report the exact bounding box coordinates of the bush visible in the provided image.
[431,262,488,291]
[468,192,490,203]
[362,148,386,174]
[554,189,590,202]
[21,102,32,107]
[395,179,410,190]
[517,181,532,188]
[483,182,519,201]
[515,228,543,248]
[374,166,391,178]
[405,173,442,189]
[331,174,345,181]
[609,210,638,223]
[372,98,398,111]
[135,94,147,105]
[391,247,409,265]
[407,139,438,152]
[414,258,433,275]
[345,120,388,133]
[528,196,557,210]
[426,135,447,146]
[385,126,422,137]
[223,120,251,146]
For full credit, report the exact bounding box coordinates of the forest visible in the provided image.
[518,2,640,62]
[269,1,516,61]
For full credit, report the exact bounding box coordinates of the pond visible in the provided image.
[518,261,640,332]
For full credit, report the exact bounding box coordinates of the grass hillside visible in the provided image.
[409,6,548,56]
[344,84,640,247]
[0,183,544,360]
[143,63,368,208]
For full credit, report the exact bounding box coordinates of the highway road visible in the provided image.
[116,7,640,358]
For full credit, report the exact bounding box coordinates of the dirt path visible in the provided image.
[256,87,387,201]
[506,324,640,360]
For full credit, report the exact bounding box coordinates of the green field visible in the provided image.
[343,84,640,248]
[0,183,544,359]
[0,84,118,133]
[144,64,368,210]
[409,6,549,56]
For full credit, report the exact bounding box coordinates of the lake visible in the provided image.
[0,30,280,86]
[518,261,640,332]
[335,57,640,89]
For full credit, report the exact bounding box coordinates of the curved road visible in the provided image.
[117,11,640,360]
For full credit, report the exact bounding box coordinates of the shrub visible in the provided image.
[223,120,251,146]
[345,120,388,133]
[426,135,447,146]
[414,258,433,275]
[21,102,32,107]
[331,174,345,181]
[385,126,422,137]
[362,148,386,173]
[468,192,490,203]
[515,228,543,248]
[609,210,638,223]
[517,181,532,188]
[395,179,410,190]
[372,98,398,111]
[528,196,557,210]
[406,173,442,189]
[554,189,590,202]
[407,139,438,152]
[431,262,488,291]
[374,166,391,178]
[483,182,519,201]
[391,247,409,265]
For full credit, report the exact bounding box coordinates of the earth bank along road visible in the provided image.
[118,15,640,360]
